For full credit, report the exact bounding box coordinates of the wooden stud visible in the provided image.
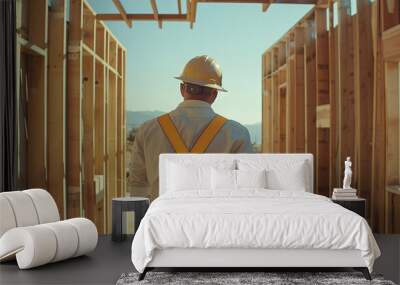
[354,0,374,215]
[262,2,271,12]
[294,27,305,153]
[106,70,118,232]
[178,0,182,14]
[304,17,317,158]
[370,0,387,233]
[94,61,106,233]
[385,62,399,233]
[47,0,67,218]
[315,8,330,196]
[190,0,198,29]
[28,0,48,49]
[337,0,355,190]
[67,0,83,218]
[112,0,133,28]
[27,55,47,189]
[82,51,96,221]
[328,0,339,192]
[150,0,162,29]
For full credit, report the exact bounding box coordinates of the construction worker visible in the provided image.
[130,55,253,200]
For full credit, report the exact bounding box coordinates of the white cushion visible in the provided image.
[23,189,60,223]
[211,168,237,190]
[0,196,16,237]
[165,158,235,193]
[0,218,97,269]
[238,159,309,191]
[167,163,210,191]
[0,226,57,269]
[0,192,39,227]
[237,169,267,189]
[42,221,79,262]
[64,218,98,257]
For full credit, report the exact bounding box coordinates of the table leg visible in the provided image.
[134,203,149,234]
[112,201,123,242]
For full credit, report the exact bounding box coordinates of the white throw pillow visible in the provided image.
[265,167,306,191]
[166,159,236,192]
[236,169,267,189]
[167,162,211,191]
[238,159,308,191]
[211,168,237,190]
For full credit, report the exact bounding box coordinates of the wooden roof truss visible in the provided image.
[97,0,322,29]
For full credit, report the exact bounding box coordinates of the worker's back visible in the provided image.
[130,100,253,200]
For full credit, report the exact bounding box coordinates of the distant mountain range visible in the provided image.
[126,110,261,145]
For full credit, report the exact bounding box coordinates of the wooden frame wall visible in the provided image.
[16,0,126,234]
[261,0,400,233]
[67,0,127,233]
[16,0,48,190]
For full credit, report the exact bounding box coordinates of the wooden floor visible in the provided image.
[0,235,399,285]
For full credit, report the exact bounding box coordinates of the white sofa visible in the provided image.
[0,189,98,269]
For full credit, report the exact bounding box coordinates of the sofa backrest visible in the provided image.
[159,153,314,195]
[0,189,60,237]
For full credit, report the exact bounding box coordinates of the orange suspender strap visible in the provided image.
[190,115,227,153]
[158,114,189,153]
[158,114,227,153]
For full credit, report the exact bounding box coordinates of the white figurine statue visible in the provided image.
[343,156,352,189]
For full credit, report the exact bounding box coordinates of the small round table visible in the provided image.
[112,197,150,242]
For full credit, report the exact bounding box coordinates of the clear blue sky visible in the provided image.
[87,0,313,125]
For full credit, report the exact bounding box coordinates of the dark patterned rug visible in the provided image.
[116,271,396,285]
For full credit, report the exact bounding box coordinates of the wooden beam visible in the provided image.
[315,8,330,197]
[82,51,96,222]
[177,0,182,14]
[262,2,271,12]
[198,0,316,3]
[294,27,305,153]
[27,54,47,189]
[94,61,106,234]
[370,0,386,233]
[48,0,67,219]
[304,17,316,158]
[354,0,374,217]
[190,0,198,29]
[287,34,296,152]
[96,13,187,22]
[28,0,47,49]
[187,0,191,21]
[112,0,132,28]
[385,62,400,186]
[150,0,162,28]
[338,0,355,189]
[67,0,83,218]
[328,0,338,192]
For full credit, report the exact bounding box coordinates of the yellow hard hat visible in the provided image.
[175,55,227,92]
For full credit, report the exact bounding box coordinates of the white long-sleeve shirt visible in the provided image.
[129,100,253,200]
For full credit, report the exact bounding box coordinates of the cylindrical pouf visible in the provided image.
[0,226,57,269]
[42,221,79,262]
[64,218,98,257]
